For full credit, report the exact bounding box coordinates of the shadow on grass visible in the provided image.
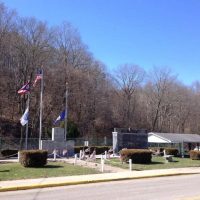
[27,165,64,169]
[42,165,64,169]
[150,161,164,165]
[171,160,179,163]
[0,170,10,172]
[151,160,179,164]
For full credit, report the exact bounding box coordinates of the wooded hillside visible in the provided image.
[1,3,200,141]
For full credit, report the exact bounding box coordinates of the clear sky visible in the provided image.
[2,0,200,85]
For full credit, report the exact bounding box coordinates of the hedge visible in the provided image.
[189,150,200,160]
[1,149,18,157]
[19,150,48,167]
[74,146,111,154]
[120,149,152,164]
[164,148,179,156]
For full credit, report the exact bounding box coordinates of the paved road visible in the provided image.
[1,174,200,200]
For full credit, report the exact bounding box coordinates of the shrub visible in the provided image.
[74,146,87,154]
[189,150,200,160]
[1,149,18,157]
[120,149,152,164]
[19,150,48,167]
[164,148,179,156]
[91,146,111,154]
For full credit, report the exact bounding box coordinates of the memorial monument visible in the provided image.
[41,127,74,156]
[112,128,148,154]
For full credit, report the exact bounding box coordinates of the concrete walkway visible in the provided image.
[56,158,127,173]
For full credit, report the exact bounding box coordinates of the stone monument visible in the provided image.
[112,128,148,154]
[41,127,74,156]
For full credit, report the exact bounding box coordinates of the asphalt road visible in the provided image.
[1,174,200,200]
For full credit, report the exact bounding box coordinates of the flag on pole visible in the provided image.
[54,110,67,125]
[17,82,30,95]
[20,108,29,126]
[33,69,43,87]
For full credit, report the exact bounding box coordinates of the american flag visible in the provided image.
[18,82,30,95]
[33,69,43,87]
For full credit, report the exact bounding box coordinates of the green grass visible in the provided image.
[0,161,100,181]
[104,156,200,171]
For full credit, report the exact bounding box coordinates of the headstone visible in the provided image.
[41,127,74,157]
[112,128,148,154]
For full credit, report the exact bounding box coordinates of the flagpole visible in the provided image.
[25,93,30,150]
[39,68,43,149]
[64,82,68,141]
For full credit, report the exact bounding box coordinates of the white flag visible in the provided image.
[20,108,29,126]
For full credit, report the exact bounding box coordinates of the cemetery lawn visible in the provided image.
[0,161,100,181]
[105,156,200,171]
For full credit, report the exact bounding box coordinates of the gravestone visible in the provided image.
[112,128,148,154]
[41,127,74,156]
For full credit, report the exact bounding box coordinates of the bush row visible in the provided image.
[1,149,18,157]
[149,147,164,152]
[120,149,152,164]
[189,150,200,160]
[150,147,179,156]
[150,147,200,159]
[164,148,179,156]
[19,150,48,167]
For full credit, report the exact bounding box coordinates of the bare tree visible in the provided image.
[144,67,177,131]
[113,64,145,127]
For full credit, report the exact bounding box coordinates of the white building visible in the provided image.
[148,132,200,157]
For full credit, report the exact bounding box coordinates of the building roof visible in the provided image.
[148,132,200,143]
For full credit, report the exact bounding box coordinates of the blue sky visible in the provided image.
[2,0,200,85]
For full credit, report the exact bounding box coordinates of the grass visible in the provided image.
[1,157,200,181]
[104,156,200,171]
[0,161,100,181]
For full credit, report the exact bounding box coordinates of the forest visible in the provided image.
[1,2,200,142]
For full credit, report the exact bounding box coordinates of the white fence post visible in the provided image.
[101,154,103,161]
[74,154,77,164]
[101,159,104,172]
[79,150,82,160]
[129,159,132,171]
[105,151,107,159]
[18,151,20,162]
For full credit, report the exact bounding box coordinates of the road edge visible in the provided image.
[0,172,198,192]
